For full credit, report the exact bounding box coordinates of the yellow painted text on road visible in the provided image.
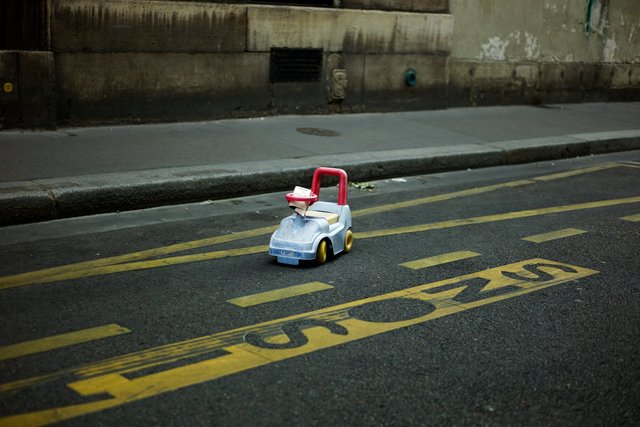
[400,251,481,270]
[0,258,598,426]
[227,282,334,307]
[522,228,588,243]
[0,324,130,362]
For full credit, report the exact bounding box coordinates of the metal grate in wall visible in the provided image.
[270,48,323,83]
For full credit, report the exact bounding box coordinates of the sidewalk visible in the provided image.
[1,102,640,226]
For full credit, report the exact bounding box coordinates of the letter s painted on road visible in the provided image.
[244,319,348,349]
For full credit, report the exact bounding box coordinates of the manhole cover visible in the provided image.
[296,127,341,137]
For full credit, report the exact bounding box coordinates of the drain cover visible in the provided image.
[296,127,341,137]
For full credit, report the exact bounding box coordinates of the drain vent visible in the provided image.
[296,127,341,137]
[270,48,323,83]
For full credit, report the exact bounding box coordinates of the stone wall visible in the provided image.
[1,0,639,128]
[28,0,453,127]
[449,0,640,106]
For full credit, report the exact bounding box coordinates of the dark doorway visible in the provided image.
[0,0,49,50]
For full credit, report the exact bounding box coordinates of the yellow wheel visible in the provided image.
[315,240,328,265]
[343,229,353,253]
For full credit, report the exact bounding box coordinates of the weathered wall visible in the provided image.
[451,0,639,63]
[2,0,639,128]
[52,1,263,123]
[47,0,453,126]
[449,0,640,106]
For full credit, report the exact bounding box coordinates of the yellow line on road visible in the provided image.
[0,226,277,291]
[227,282,334,308]
[354,164,621,218]
[1,197,639,290]
[0,245,268,290]
[5,180,536,290]
[620,162,640,169]
[621,213,640,222]
[0,163,631,291]
[355,196,640,240]
[351,180,535,218]
[522,228,588,243]
[530,163,619,181]
[0,324,130,362]
[400,251,482,270]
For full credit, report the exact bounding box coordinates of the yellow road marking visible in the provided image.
[354,163,621,218]
[621,213,640,222]
[0,245,268,290]
[522,228,588,243]
[0,258,598,426]
[355,196,640,240]
[227,282,334,307]
[400,251,481,270]
[620,162,640,169]
[351,180,535,218]
[0,324,130,362]
[4,181,534,289]
[531,163,619,181]
[0,226,277,291]
[0,163,633,291]
[1,196,638,290]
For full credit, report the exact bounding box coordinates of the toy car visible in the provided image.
[269,167,353,265]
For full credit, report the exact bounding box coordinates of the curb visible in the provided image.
[2,130,639,226]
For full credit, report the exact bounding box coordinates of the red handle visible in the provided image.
[311,167,348,205]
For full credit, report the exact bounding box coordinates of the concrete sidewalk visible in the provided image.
[1,102,640,226]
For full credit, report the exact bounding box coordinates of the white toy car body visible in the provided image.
[269,167,353,265]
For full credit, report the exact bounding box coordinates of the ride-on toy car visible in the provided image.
[269,167,353,265]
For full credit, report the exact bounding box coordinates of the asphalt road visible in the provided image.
[1,151,639,426]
